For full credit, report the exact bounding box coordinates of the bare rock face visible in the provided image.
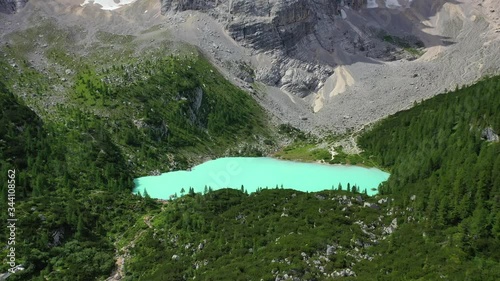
[162,0,336,53]
[227,0,315,52]
[0,0,28,14]
[161,0,217,13]
[160,0,406,97]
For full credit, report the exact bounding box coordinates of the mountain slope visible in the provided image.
[157,0,500,131]
[1,1,500,280]
[0,45,271,280]
[356,76,500,280]
[1,0,499,132]
[118,76,500,280]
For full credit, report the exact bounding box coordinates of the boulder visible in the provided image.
[482,127,499,142]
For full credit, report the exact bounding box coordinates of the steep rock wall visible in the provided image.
[159,0,376,96]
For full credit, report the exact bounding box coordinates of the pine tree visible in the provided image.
[492,213,500,240]
[143,188,151,199]
[76,215,85,239]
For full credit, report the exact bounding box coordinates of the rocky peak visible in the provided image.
[159,0,400,97]
[0,0,28,14]
[162,0,351,53]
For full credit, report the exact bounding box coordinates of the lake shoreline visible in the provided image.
[134,157,389,200]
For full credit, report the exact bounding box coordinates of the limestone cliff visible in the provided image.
[159,0,399,97]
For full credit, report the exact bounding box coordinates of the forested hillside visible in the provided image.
[357,76,500,279]
[0,50,269,280]
[1,36,500,280]
[120,76,500,280]
[123,188,393,280]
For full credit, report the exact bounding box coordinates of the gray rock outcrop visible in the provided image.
[383,218,398,235]
[160,0,376,97]
[482,127,499,142]
[0,0,27,14]
[326,244,336,256]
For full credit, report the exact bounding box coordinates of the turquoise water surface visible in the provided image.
[133,157,389,199]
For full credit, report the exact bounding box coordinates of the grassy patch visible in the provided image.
[96,31,136,45]
[275,143,330,162]
[382,34,425,57]
[140,24,163,34]
[274,129,382,168]
[328,146,379,167]
[404,47,425,56]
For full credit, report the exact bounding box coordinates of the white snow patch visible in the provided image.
[340,9,347,19]
[385,0,402,9]
[367,0,378,9]
[81,0,138,11]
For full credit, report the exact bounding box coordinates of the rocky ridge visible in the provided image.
[136,192,410,281]
[160,0,395,97]
[156,0,500,133]
[1,0,500,133]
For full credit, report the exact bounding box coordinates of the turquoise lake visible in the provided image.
[133,157,390,199]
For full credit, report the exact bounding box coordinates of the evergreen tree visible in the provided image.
[76,215,85,239]
[143,188,151,199]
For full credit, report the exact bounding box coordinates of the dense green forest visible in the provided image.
[356,76,500,279]
[0,76,138,280]
[124,188,393,280]
[0,48,269,280]
[119,76,500,280]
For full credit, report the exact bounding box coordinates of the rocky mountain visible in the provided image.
[1,1,500,280]
[0,0,27,14]
[161,0,381,96]
[0,0,499,132]
[156,0,500,132]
